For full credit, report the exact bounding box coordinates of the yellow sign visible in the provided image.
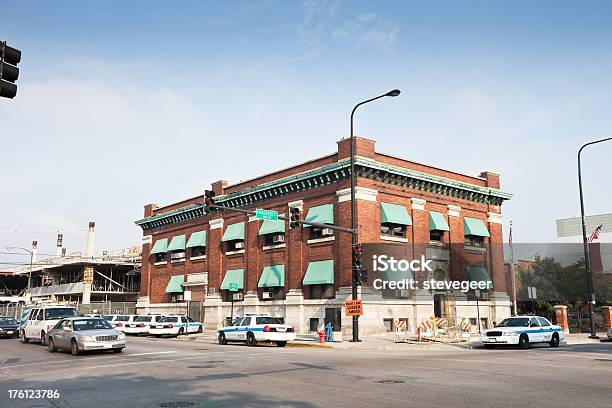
[344,300,363,316]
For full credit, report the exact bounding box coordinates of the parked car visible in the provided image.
[480,316,564,349]
[47,317,126,356]
[106,315,138,332]
[217,315,296,347]
[21,305,80,345]
[123,315,164,335]
[0,316,19,338]
[149,315,203,337]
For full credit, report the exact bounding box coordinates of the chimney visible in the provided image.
[31,240,38,264]
[56,233,63,257]
[85,222,95,258]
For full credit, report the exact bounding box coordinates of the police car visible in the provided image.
[148,315,203,337]
[217,315,296,347]
[481,316,564,349]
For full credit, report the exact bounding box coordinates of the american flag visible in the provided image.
[588,224,603,243]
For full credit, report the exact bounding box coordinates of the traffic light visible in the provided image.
[0,42,21,99]
[358,269,368,283]
[352,244,362,270]
[204,190,216,214]
[289,206,301,229]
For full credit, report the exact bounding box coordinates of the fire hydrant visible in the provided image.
[318,330,326,343]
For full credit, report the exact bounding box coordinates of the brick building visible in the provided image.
[135,137,512,336]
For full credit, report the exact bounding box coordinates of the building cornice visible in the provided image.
[135,157,512,230]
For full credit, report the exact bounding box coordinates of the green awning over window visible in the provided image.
[186,231,207,248]
[165,275,184,293]
[304,204,334,227]
[380,202,412,225]
[464,217,490,237]
[222,222,245,241]
[466,266,491,284]
[150,238,168,255]
[259,215,285,236]
[167,235,186,251]
[429,211,450,231]
[303,260,334,285]
[220,269,244,290]
[258,265,285,288]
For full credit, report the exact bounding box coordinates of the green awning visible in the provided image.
[222,222,245,241]
[380,202,412,225]
[466,266,491,284]
[383,265,413,283]
[464,217,490,237]
[167,235,186,251]
[259,215,285,235]
[220,269,244,290]
[186,231,207,248]
[429,211,450,231]
[165,275,184,293]
[258,265,285,288]
[303,260,334,285]
[304,204,334,227]
[150,238,168,255]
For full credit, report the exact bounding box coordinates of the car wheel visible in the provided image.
[20,330,29,344]
[276,341,287,347]
[48,338,56,353]
[549,333,560,348]
[246,332,257,347]
[40,331,47,346]
[112,348,123,353]
[197,325,203,333]
[218,332,227,345]
[518,334,529,349]
[70,340,80,356]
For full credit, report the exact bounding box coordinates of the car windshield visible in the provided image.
[159,317,179,323]
[103,316,113,320]
[115,315,130,321]
[45,308,79,320]
[0,317,17,325]
[496,318,530,327]
[72,319,113,331]
[256,317,284,325]
[135,316,152,322]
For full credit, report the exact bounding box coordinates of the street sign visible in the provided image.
[229,282,239,292]
[255,208,278,221]
[344,299,363,316]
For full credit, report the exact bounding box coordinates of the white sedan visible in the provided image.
[481,316,564,349]
[123,315,164,335]
[217,315,296,347]
[149,316,203,337]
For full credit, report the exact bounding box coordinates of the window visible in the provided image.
[309,227,334,240]
[187,317,194,323]
[170,251,185,262]
[465,235,484,248]
[240,317,251,326]
[191,246,206,257]
[529,318,540,328]
[309,318,320,332]
[231,318,243,326]
[429,230,444,243]
[309,284,334,299]
[261,287,285,301]
[181,317,188,324]
[383,318,394,332]
[222,290,243,302]
[170,293,184,303]
[154,253,166,263]
[256,317,284,325]
[225,240,244,252]
[159,317,179,323]
[381,223,406,238]
[537,317,550,327]
[263,233,285,247]
[44,308,79,320]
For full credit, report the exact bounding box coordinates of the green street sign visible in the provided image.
[229,282,239,292]
[255,208,278,221]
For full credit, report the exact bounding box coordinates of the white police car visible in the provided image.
[217,315,296,347]
[481,316,564,349]
[149,315,203,337]
[123,315,164,335]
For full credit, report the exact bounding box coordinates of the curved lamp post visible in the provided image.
[350,89,400,342]
[578,137,612,338]
[6,245,35,294]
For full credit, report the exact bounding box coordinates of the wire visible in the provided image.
[0,229,88,233]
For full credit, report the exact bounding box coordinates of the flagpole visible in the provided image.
[510,220,518,315]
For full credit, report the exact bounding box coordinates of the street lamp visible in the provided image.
[578,137,612,339]
[7,242,36,294]
[349,89,400,342]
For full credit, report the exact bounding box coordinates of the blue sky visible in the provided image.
[2,0,612,263]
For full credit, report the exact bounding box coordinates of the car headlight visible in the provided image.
[506,332,518,336]
[81,335,95,342]
[119,332,126,340]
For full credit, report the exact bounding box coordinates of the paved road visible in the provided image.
[0,335,610,408]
